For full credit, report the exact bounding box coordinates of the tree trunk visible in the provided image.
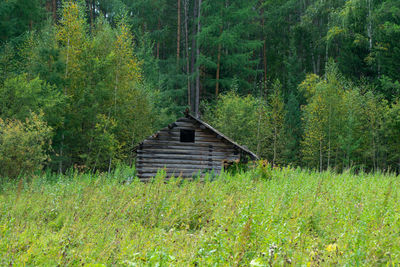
[368,0,373,52]
[327,103,331,169]
[195,0,202,117]
[190,0,198,114]
[215,27,222,97]
[46,0,51,15]
[311,43,317,74]
[319,139,323,172]
[156,19,161,60]
[177,0,181,66]
[256,104,262,156]
[317,54,321,75]
[261,8,267,90]
[59,37,70,174]
[325,26,329,80]
[184,0,190,108]
[52,0,57,21]
[89,0,94,29]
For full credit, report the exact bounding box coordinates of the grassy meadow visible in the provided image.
[1,166,400,266]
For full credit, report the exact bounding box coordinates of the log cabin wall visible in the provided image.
[136,117,241,180]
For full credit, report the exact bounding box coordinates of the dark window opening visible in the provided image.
[180,129,195,143]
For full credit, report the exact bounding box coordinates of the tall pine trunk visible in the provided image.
[215,26,222,97]
[59,37,70,174]
[368,0,373,52]
[89,0,94,29]
[156,19,161,60]
[184,0,190,108]
[319,139,323,172]
[52,0,57,21]
[261,7,267,90]
[195,0,202,117]
[177,0,181,66]
[190,0,198,114]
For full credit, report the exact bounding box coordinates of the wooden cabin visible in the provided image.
[135,113,258,180]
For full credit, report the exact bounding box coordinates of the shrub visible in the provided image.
[253,160,273,180]
[0,112,52,179]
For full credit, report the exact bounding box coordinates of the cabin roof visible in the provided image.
[185,114,259,160]
[135,113,259,161]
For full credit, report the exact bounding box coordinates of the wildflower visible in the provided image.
[250,258,264,266]
[326,243,338,253]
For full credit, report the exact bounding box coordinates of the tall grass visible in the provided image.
[1,167,399,266]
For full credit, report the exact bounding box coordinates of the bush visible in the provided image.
[253,160,273,180]
[0,112,52,179]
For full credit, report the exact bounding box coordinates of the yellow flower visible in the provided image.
[326,243,338,253]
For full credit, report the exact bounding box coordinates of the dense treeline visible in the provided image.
[0,0,399,176]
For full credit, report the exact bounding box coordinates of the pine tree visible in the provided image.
[198,0,262,98]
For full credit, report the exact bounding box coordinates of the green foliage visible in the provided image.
[0,0,400,172]
[385,100,400,172]
[253,160,273,181]
[14,1,155,171]
[203,91,267,153]
[300,61,397,172]
[0,112,52,179]
[0,0,46,44]
[300,63,345,171]
[0,74,65,125]
[1,168,400,265]
[199,0,262,95]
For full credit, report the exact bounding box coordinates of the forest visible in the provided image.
[0,0,399,177]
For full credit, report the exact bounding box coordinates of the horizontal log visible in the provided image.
[137,153,238,161]
[137,169,220,176]
[153,135,223,143]
[142,140,235,148]
[137,162,222,169]
[139,147,234,153]
[174,121,197,127]
[138,165,218,172]
[137,171,217,178]
[137,157,238,164]
[137,158,223,165]
[158,129,214,136]
[164,128,215,136]
[137,149,234,156]
[138,173,203,179]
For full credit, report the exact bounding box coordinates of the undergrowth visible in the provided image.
[1,166,399,266]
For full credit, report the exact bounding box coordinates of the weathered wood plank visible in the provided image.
[137,158,223,165]
[152,135,224,143]
[157,129,214,136]
[137,168,219,176]
[163,129,216,136]
[137,155,233,162]
[137,153,238,161]
[137,172,216,179]
[139,148,234,155]
[138,165,219,171]
[142,140,235,148]
[137,162,222,169]
[138,147,234,153]
[174,121,197,127]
